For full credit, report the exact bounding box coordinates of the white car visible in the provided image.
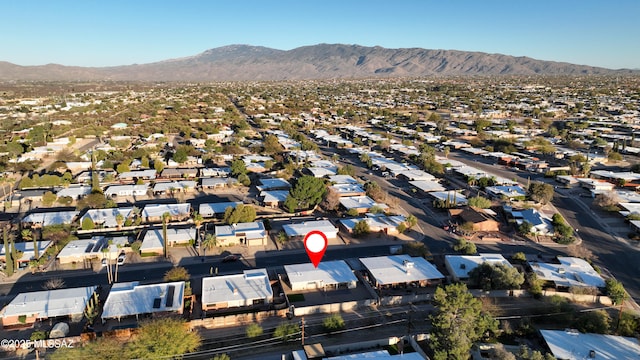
[117,253,126,266]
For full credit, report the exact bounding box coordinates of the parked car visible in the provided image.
[117,253,126,265]
[222,255,239,263]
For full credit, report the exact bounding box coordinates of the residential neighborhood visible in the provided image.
[0,75,639,359]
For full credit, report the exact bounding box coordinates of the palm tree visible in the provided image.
[162,212,171,259]
[21,229,37,259]
[115,213,124,230]
[192,211,204,249]
[201,233,218,257]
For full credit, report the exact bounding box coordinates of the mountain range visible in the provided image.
[0,44,635,82]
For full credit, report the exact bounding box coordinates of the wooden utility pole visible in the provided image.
[301,316,305,345]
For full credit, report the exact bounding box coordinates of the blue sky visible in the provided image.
[2,0,639,69]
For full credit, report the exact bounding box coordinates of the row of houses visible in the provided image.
[1,250,605,329]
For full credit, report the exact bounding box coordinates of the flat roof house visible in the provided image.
[201,269,273,311]
[0,240,52,265]
[80,207,133,229]
[528,256,606,289]
[22,210,79,228]
[261,190,290,208]
[101,281,184,321]
[104,184,149,197]
[339,196,388,214]
[57,236,129,265]
[284,261,358,291]
[444,253,512,282]
[214,221,267,247]
[142,203,191,223]
[282,220,338,241]
[360,255,444,289]
[1,286,97,327]
[140,228,196,255]
[540,329,640,360]
[340,214,406,235]
[199,201,242,218]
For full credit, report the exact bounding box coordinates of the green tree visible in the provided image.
[237,173,251,186]
[172,146,189,163]
[116,160,131,174]
[528,181,554,204]
[163,266,190,282]
[124,318,201,359]
[21,229,38,259]
[154,160,165,174]
[273,322,299,342]
[573,310,611,334]
[223,204,257,224]
[468,196,492,209]
[42,191,57,207]
[453,238,476,255]
[82,216,96,230]
[323,313,345,333]
[406,215,418,229]
[201,233,218,257]
[353,220,370,237]
[517,221,533,235]
[605,278,628,305]
[286,176,326,212]
[430,283,498,360]
[115,213,124,230]
[263,134,284,155]
[230,159,247,177]
[468,263,525,291]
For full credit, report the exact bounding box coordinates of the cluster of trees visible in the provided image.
[452,238,476,255]
[468,263,525,291]
[230,159,251,186]
[19,172,73,189]
[222,204,257,225]
[49,317,201,360]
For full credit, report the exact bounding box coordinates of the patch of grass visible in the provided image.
[287,293,305,302]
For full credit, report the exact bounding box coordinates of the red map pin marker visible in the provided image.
[304,230,328,268]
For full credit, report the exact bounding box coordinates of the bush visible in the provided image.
[273,322,299,341]
[453,238,476,255]
[246,323,263,338]
[323,313,345,333]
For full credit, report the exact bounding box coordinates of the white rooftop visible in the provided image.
[142,203,191,218]
[445,254,512,280]
[327,175,358,184]
[141,227,196,251]
[360,255,444,285]
[22,211,79,226]
[339,196,387,210]
[282,220,338,237]
[199,202,242,217]
[326,350,424,360]
[118,169,157,179]
[58,236,129,260]
[101,281,184,319]
[409,180,446,193]
[215,221,266,238]
[540,329,640,360]
[285,261,358,287]
[429,191,468,205]
[153,181,197,192]
[2,286,97,318]
[201,269,273,305]
[261,190,290,203]
[529,256,605,288]
[0,240,52,261]
[81,207,133,228]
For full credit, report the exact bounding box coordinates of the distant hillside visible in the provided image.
[0,44,636,81]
